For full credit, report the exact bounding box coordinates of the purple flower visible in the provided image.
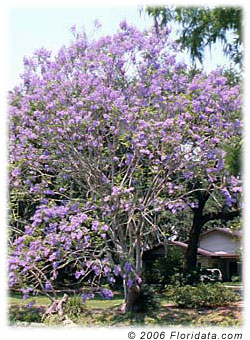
[124,261,132,272]
[93,265,101,276]
[113,265,121,276]
[12,167,21,177]
[125,153,134,165]
[107,276,115,284]
[84,235,90,243]
[53,262,59,269]
[27,300,36,309]
[221,187,234,206]
[43,190,55,196]
[99,288,114,299]
[75,270,85,279]
[119,20,127,30]
[70,203,79,212]
[112,186,121,195]
[76,230,83,240]
[81,292,94,303]
[24,225,34,236]
[21,287,33,299]
[104,195,110,202]
[45,281,52,291]
[49,253,56,262]
[79,213,88,223]
[104,266,111,276]
[101,224,109,231]
[92,220,99,231]
[81,293,88,303]
[127,279,133,287]
[136,276,142,284]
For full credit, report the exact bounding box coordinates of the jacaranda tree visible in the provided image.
[8,21,242,312]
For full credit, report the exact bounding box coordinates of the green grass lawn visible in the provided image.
[9,292,124,309]
[8,290,243,327]
[222,282,242,286]
[9,293,51,306]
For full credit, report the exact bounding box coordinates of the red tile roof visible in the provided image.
[144,236,240,258]
[169,240,217,257]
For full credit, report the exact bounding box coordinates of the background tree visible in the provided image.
[146,6,243,67]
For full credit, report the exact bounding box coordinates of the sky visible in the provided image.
[8,5,233,88]
[8,6,152,88]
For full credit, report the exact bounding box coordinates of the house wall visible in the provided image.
[199,232,239,254]
[197,256,226,279]
[198,257,219,269]
[197,256,240,281]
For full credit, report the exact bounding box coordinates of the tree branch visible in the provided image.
[202,209,241,224]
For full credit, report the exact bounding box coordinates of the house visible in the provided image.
[143,227,242,281]
[196,227,242,281]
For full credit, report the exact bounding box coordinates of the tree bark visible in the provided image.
[124,285,141,313]
[184,192,241,281]
[183,190,210,279]
[184,208,204,275]
[202,209,240,224]
[42,293,68,321]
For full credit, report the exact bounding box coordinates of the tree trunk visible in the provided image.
[184,210,203,275]
[183,190,210,280]
[183,186,240,283]
[42,294,68,321]
[124,285,141,313]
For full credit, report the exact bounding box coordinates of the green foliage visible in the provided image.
[225,139,242,176]
[135,286,159,312]
[222,67,242,86]
[64,295,85,318]
[167,283,240,308]
[144,247,184,286]
[146,6,242,66]
[43,295,85,324]
[9,305,44,323]
[173,270,202,286]
[231,275,240,282]
[43,314,62,326]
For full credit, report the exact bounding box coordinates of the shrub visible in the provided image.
[9,305,44,323]
[43,314,62,326]
[133,285,159,313]
[42,295,85,324]
[144,247,184,286]
[167,283,240,308]
[64,295,85,319]
[231,275,241,282]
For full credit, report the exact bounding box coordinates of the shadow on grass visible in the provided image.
[78,303,198,326]
[79,301,243,327]
[9,305,46,324]
[9,294,243,327]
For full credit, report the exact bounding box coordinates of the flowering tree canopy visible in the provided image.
[8,22,242,311]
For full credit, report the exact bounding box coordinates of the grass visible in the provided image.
[8,290,243,327]
[222,282,242,286]
[9,292,124,310]
[9,293,51,306]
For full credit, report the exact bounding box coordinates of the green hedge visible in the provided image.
[166,283,240,308]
